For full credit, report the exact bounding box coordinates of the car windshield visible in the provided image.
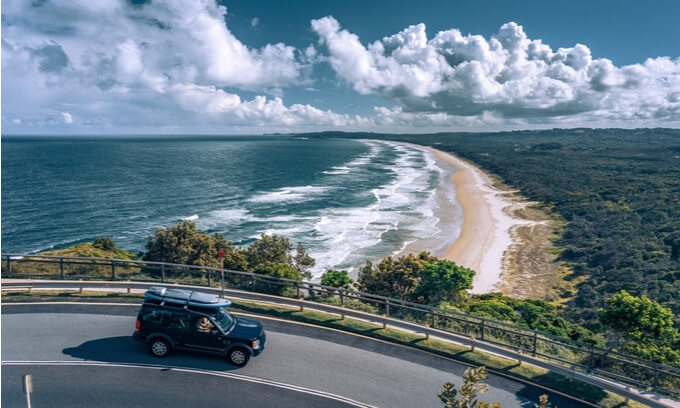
[212,306,235,332]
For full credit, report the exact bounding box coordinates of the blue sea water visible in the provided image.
[1,136,462,277]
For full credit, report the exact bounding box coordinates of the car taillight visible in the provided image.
[135,319,141,333]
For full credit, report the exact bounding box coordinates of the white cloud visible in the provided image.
[2,2,678,133]
[312,17,680,124]
[2,0,349,132]
[60,112,73,124]
[169,83,371,127]
[251,17,260,28]
[3,0,302,89]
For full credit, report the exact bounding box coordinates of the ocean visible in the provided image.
[1,136,462,277]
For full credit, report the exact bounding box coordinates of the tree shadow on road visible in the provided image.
[62,336,242,371]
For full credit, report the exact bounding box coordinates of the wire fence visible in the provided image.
[3,253,679,399]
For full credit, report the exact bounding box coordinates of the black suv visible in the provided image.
[133,286,266,366]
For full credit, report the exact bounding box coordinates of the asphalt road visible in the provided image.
[2,303,590,408]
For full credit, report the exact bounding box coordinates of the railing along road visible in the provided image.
[2,253,679,401]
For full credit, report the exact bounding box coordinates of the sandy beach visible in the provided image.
[410,144,557,297]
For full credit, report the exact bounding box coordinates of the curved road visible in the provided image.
[2,303,590,408]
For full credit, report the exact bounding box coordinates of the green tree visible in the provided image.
[598,290,678,344]
[252,262,301,296]
[438,366,501,408]
[252,262,301,280]
[411,260,475,305]
[244,234,293,267]
[358,252,437,300]
[619,343,680,367]
[242,234,316,278]
[293,243,316,280]
[143,221,244,269]
[321,269,354,290]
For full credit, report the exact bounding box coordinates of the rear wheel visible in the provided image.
[149,338,171,357]
[228,347,250,367]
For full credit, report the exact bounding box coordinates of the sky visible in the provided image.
[2,0,680,135]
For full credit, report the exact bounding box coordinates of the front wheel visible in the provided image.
[149,338,171,357]
[228,347,250,367]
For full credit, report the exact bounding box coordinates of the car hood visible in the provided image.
[228,317,263,340]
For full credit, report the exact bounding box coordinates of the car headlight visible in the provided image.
[252,339,261,349]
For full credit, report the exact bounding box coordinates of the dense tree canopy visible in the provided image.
[358,252,438,300]
[599,290,680,365]
[412,260,475,304]
[142,221,241,269]
[599,290,678,344]
[142,222,310,275]
[244,233,293,268]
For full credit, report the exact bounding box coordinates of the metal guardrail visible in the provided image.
[2,253,680,402]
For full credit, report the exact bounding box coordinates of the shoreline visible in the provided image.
[405,143,556,296]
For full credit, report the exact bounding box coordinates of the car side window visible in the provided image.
[166,312,191,329]
[141,309,164,324]
[194,316,215,333]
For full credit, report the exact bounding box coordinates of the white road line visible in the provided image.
[2,360,380,408]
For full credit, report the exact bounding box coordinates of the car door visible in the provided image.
[163,311,193,347]
[182,315,226,351]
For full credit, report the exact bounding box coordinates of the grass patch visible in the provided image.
[2,289,145,301]
[1,289,645,407]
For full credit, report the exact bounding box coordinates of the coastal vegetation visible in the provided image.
[356,251,600,344]
[39,239,138,260]
[31,220,679,366]
[142,220,315,279]
[304,129,680,328]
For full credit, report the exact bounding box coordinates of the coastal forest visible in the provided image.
[306,128,680,330]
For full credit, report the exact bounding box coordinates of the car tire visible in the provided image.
[149,338,171,357]
[228,347,250,367]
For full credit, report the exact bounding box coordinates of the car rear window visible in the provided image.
[141,309,164,324]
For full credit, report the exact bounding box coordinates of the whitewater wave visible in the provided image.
[248,185,333,204]
[182,140,460,278]
[301,141,457,276]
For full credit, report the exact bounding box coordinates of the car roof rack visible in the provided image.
[145,286,232,308]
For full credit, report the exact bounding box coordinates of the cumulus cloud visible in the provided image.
[169,83,370,126]
[312,17,680,123]
[3,1,678,133]
[2,0,366,132]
